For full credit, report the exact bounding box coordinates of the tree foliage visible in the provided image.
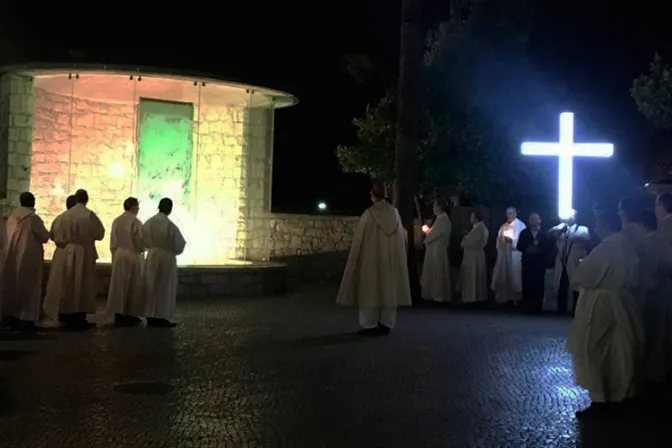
[335,90,397,184]
[632,53,672,130]
[336,0,542,206]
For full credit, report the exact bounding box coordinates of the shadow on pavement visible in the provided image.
[0,349,36,362]
[0,378,15,415]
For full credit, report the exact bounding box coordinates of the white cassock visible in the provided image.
[105,212,146,319]
[566,232,644,403]
[644,214,672,382]
[43,211,69,318]
[420,212,452,302]
[491,218,526,303]
[336,201,411,329]
[551,223,590,295]
[143,212,186,321]
[620,222,657,311]
[0,207,50,321]
[43,204,105,316]
[460,221,489,303]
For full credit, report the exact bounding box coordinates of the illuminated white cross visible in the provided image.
[521,112,613,220]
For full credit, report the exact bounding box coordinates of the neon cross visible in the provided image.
[521,112,613,220]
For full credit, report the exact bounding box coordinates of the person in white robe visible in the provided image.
[143,198,186,328]
[550,212,590,315]
[105,197,146,327]
[0,192,50,331]
[460,210,489,304]
[619,198,658,316]
[491,206,526,305]
[336,182,411,335]
[567,212,644,417]
[42,195,77,321]
[645,194,672,385]
[45,189,105,329]
[420,199,452,302]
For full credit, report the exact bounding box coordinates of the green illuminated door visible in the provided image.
[137,98,194,207]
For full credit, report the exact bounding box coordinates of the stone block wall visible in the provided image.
[31,85,136,260]
[0,74,33,217]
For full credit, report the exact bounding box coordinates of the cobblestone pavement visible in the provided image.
[0,287,669,447]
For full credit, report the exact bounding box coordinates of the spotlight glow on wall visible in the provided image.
[521,112,613,220]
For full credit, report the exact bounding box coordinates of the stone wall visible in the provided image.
[0,74,33,217]
[265,213,359,283]
[31,86,136,261]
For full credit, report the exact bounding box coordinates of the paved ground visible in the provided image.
[0,287,669,447]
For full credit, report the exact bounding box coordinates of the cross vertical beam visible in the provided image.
[521,112,614,220]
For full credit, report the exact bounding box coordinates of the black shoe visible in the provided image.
[114,314,142,328]
[377,325,391,335]
[356,327,379,336]
[146,318,177,328]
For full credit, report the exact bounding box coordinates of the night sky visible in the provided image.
[2,1,670,215]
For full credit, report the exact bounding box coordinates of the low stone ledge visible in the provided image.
[41,261,288,300]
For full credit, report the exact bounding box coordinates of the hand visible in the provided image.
[504,236,513,243]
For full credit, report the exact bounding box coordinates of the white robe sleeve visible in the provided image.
[335,210,371,305]
[109,220,119,255]
[169,223,187,255]
[90,212,106,241]
[31,215,50,244]
[425,215,450,245]
[573,244,608,290]
[461,225,485,249]
[132,219,145,253]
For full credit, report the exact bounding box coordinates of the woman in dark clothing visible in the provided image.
[517,213,553,314]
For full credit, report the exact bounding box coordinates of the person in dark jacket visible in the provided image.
[517,213,553,314]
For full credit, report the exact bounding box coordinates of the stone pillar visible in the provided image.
[0,73,33,216]
[243,104,274,261]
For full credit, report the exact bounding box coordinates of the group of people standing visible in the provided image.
[417,202,593,315]
[0,189,187,332]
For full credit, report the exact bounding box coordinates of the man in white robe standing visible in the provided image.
[43,195,76,321]
[0,192,50,331]
[421,199,452,302]
[48,189,105,329]
[567,212,643,418]
[550,212,590,315]
[491,206,526,306]
[619,197,657,314]
[460,210,489,304]
[645,193,672,387]
[106,197,145,327]
[143,198,186,328]
[336,182,411,335]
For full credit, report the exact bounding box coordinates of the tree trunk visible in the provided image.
[393,0,423,304]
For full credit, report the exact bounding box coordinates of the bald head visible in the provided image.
[529,213,541,228]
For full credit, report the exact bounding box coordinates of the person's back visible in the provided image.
[143,198,186,327]
[336,183,411,335]
[51,189,104,329]
[356,201,408,305]
[107,198,145,326]
[567,213,643,417]
[1,193,49,329]
[43,195,77,320]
